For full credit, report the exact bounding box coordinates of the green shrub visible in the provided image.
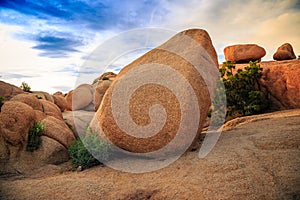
[0,96,4,111]
[35,95,43,99]
[20,82,31,92]
[68,127,111,169]
[26,122,45,152]
[220,60,269,117]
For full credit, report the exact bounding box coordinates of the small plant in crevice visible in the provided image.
[0,96,4,112]
[68,126,111,169]
[26,122,45,152]
[20,82,31,93]
[220,60,269,118]
[35,95,43,99]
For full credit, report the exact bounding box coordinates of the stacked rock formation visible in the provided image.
[224,44,266,63]
[0,90,75,174]
[273,43,296,61]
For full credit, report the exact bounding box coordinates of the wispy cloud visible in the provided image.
[0,0,164,57]
[31,32,85,57]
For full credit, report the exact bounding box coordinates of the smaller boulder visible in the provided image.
[273,43,296,61]
[94,79,113,110]
[65,90,73,111]
[32,91,54,103]
[52,94,69,112]
[224,44,266,63]
[10,93,43,111]
[72,84,94,111]
[0,101,35,146]
[40,99,63,120]
[41,116,75,148]
[34,110,47,121]
[34,136,69,164]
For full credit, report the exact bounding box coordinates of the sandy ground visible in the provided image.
[0,109,300,200]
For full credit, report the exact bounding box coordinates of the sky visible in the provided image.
[0,0,299,93]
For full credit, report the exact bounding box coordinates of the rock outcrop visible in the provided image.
[260,60,300,109]
[93,72,117,84]
[224,44,266,63]
[0,82,76,174]
[233,60,300,110]
[90,29,218,154]
[0,81,24,100]
[273,43,296,61]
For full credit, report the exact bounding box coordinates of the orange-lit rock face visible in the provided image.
[224,44,266,63]
[90,29,219,155]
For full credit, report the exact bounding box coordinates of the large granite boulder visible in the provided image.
[273,43,296,61]
[90,29,218,155]
[224,44,266,63]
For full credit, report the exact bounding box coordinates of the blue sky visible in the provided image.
[0,0,299,93]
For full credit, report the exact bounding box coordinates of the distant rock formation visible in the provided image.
[224,44,266,63]
[273,43,296,61]
[90,29,218,155]
[93,72,117,84]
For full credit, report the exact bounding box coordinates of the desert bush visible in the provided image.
[220,60,269,117]
[20,82,31,92]
[26,122,45,151]
[68,127,111,169]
